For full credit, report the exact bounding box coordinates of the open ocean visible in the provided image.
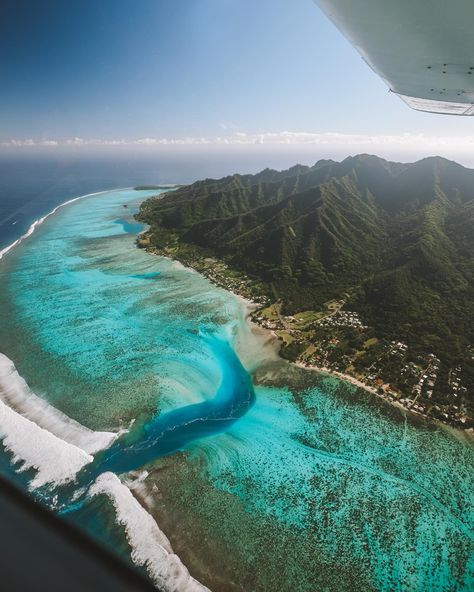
[0,151,198,251]
[0,154,473,591]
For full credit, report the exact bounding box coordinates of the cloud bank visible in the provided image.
[2,131,474,150]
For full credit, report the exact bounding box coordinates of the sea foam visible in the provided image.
[90,473,210,592]
[0,397,93,488]
[0,354,117,454]
[0,354,120,488]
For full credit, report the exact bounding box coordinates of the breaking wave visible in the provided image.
[90,473,210,592]
[0,355,211,590]
[0,354,118,454]
[0,353,119,488]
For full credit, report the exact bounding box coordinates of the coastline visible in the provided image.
[0,188,131,263]
[250,311,472,437]
[135,245,281,368]
[294,361,457,431]
[138,240,473,436]
[245,300,472,435]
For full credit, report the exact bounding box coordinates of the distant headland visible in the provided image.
[134,184,182,191]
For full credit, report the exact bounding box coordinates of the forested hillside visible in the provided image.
[137,155,474,427]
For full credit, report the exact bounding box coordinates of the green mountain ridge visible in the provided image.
[138,154,474,423]
[139,154,474,304]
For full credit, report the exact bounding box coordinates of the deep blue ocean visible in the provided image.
[0,152,186,250]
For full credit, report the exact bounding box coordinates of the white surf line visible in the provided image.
[90,473,211,592]
[0,354,118,454]
[0,354,125,488]
[0,187,131,263]
[0,398,93,489]
[0,188,129,479]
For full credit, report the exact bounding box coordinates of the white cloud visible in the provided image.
[2,131,474,151]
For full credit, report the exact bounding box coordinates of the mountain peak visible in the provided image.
[413,155,466,171]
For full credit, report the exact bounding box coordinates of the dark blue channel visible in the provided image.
[79,335,254,483]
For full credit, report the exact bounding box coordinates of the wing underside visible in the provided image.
[314,0,474,115]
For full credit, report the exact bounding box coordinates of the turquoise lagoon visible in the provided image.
[0,189,472,591]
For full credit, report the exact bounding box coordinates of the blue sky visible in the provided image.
[1,0,474,157]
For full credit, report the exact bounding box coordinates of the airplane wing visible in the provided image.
[0,474,157,592]
[314,0,474,115]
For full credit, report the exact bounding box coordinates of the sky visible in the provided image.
[1,0,474,165]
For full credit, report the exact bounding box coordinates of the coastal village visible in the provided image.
[137,235,473,430]
[256,302,471,429]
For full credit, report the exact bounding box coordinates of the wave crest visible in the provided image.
[90,473,210,592]
[0,354,117,454]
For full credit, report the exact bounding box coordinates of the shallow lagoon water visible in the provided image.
[0,189,472,591]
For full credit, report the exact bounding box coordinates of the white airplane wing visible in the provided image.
[314,0,474,115]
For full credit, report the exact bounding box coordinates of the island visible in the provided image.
[136,154,474,430]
